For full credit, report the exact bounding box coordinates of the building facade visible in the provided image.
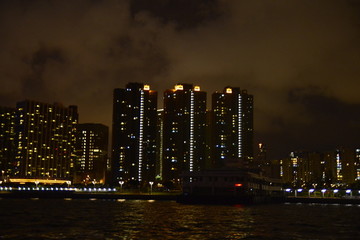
[211,87,254,168]
[162,84,207,184]
[111,83,157,186]
[0,106,16,181]
[14,100,78,179]
[156,109,164,181]
[75,123,108,184]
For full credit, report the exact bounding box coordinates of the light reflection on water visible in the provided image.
[0,199,359,239]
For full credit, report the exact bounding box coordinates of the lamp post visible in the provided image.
[308,189,314,197]
[35,180,40,189]
[119,181,124,193]
[66,181,71,189]
[321,189,326,198]
[346,189,352,197]
[149,181,154,195]
[333,189,339,197]
[297,188,303,197]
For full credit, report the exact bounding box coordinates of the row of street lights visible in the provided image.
[118,181,154,194]
[285,188,358,198]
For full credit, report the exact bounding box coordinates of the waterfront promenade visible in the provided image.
[1,188,360,204]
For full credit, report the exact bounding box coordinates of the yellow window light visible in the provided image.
[194,86,201,91]
[144,85,150,91]
[226,88,232,94]
[175,84,184,91]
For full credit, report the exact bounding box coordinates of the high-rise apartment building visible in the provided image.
[337,147,357,184]
[211,87,253,168]
[111,83,157,185]
[75,123,108,184]
[156,109,164,180]
[355,148,360,182]
[162,84,207,183]
[14,100,78,179]
[0,106,16,180]
[323,151,337,184]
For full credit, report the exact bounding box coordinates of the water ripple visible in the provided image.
[0,199,359,239]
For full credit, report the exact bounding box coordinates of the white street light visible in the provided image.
[119,181,124,192]
[321,189,326,197]
[346,189,352,197]
[308,189,314,197]
[149,181,154,195]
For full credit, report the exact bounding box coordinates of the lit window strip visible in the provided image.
[189,91,194,171]
[159,112,164,177]
[336,152,342,181]
[138,90,145,182]
[238,94,242,158]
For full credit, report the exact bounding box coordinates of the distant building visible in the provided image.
[355,148,360,182]
[111,83,158,185]
[337,147,357,184]
[211,87,254,168]
[162,84,207,184]
[0,106,16,180]
[14,100,78,180]
[323,151,337,184]
[281,148,359,187]
[255,143,268,173]
[75,123,108,184]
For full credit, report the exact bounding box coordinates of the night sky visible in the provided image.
[1,0,360,159]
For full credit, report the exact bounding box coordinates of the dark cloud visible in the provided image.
[22,46,66,99]
[0,0,360,158]
[130,0,222,29]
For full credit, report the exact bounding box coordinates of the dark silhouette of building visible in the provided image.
[75,123,108,184]
[0,106,16,181]
[355,148,360,182]
[255,143,267,169]
[14,100,78,179]
[111,83,157,186]
[323,150,337,184]
[211,87,253,168]
[162,84,207,184]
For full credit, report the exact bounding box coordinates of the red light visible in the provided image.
[234,183,242,187]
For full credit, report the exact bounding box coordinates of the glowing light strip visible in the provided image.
[336,153,342,181]
[238,94,242,158]
[189,91,194,172]
[9,178,69,184]
[159,111,164,177]
[138,90,145,182]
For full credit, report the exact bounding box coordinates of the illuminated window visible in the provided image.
[175,84,183,91]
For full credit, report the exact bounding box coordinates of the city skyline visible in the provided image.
[1,1,360,159]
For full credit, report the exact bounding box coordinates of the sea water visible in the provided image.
[0,198,359,239]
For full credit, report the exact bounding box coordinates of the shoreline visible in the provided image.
[0,190,178,201]
[285,196,360,205]
[1,191,360,205]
